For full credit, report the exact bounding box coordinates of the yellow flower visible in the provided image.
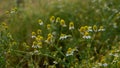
[83,32,91,39]
[10,7,17,13]
[98,26,105,31]
[79,26,85,35]
[32,32,36,38]
[37,42,42,48]
[67,48,72,52]
[5,25,8,29]
[79,26,92,33]
[53,61,58,64]
[2,22,7,26]
[47,24,51,30]
[100,56,105,63]
[84,32,89,36]
[12,41,17,45]
[32,41,42,48]
[45,36,52,44]
[60,19,67,27]
[36,35,43,42]
[5,11,10,14]
[48,33,53,38]
[50,16,55,23]
[38,19,43,25]
[59,33,71,40]
[45,33,53,44]
[32,41,37,48]
[66,47,78,56]
[66,48,74,56]
[1,22,8,30]
[56,17,60,23]
[84,26,88,31]
[22,42,30,49]
[37,29,42,34]
[93,25,98,32]
[59,33,66,40]
[69,22,74,30]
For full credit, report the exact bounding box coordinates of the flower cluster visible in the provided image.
[79,25,105,39]
[0,22,8,31]
[31,29,43,54]
[66,47,78,56]
[29,16,108,67]
[45,33,53,44]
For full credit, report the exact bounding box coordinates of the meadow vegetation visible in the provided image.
[0,0,120,68]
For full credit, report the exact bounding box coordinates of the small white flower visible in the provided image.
[109,53,113,56]
[10,11,15,14]
[82,32,91,39]
[32,41,42,49]
[73,47,78,51]
[98,26,105,31]
[38,19,43,25]
[62,24,67,27]
[53,61,58,64]
[39,22,43,25]
[31,32,36,38]
[69,26,74,30]
[113,54,119,57]
[98,29,105,31]
[32,45,37,48]
[83,35,91,39]
[88,26,93,32]
[34,50,39,55]
[112,9,118,13]
[66,51,74,56]
[102,63,108,67]
[66,48,76,56]
[69,22,74,30]
[60,19,67,27]
[98,63,102,66]
[116,50,120,52]
[112,60,118,63]
[59,34,72,40]
[32,36,36,38]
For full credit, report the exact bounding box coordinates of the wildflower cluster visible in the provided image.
[1,0,120,67]
[0,22,8,31]
[5,7,17,14]
[66,47,78,56]
[31,29,43,54]
[79,25,105,39]
[45,33,53,44]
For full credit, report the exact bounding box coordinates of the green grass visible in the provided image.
[0,0,120,68]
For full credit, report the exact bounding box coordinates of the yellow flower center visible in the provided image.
[50,16,55,22]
